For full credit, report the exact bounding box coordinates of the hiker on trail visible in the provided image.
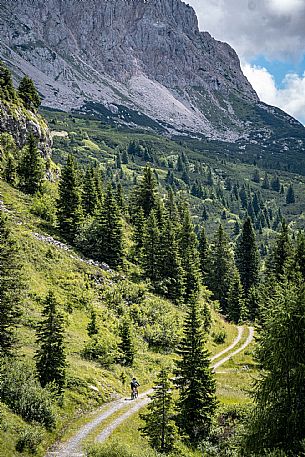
[130,377,140,399]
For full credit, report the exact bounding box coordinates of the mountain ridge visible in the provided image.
[0,0,305,157]
[0,0,257,139]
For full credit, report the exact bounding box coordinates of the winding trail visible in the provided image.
[45,326,254,457]
[210,326,244,361]
[212,326,254,371]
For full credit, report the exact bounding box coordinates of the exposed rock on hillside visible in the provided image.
[0,101,52,156]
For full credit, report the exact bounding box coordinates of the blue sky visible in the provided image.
[187,0,305,124]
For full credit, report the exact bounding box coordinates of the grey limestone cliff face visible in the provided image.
[0,0,259,139]
[0,102,52,157]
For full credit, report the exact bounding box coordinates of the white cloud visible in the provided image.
[187,0,305,61]
[242,63,305,124]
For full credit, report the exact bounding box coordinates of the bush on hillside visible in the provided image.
[81,331,119,367]
[0,359,56,429]
[15,424,44,453]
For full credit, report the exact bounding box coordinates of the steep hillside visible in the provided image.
[0,61,52,156]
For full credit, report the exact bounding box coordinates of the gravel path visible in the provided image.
[210,326,244,361]
[212,326,254,371]
[45,326,254,457]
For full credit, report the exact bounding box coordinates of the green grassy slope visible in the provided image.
[0,179,241,456]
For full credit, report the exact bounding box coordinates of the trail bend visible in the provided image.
[45,326,254,457]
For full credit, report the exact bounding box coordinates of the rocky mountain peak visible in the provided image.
[1,0,303,149]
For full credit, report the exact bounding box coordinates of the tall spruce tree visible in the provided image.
[199,225,209,282]
[18,75,41,111]
[235,217,259,297]
[57,154,83,242]
[35,291,66,395]
[245,280,305,455]
[207,224,236,314]
[295,232,305,279]
[227,269,245,323]
[132,207,145,261]
[83,167,99,216]
[158,218,185,304]
[262,172,270,190]
[0,212,23,356]
[0,60,16,101]
[175,298,217,445]
[141,210,161,284]
[140,369,178,454]
[179,206,201,302]
[267,221,293,279]
[90,186,124,268]
[286,184,295,204]
[18,134,44,194]
[134,165,158,217]
[118,318,134,367]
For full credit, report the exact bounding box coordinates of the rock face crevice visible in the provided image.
[0,0,298,143]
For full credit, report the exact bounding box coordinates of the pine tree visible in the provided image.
[267,221,293,279]
[199,225,209,282]
[239,185,248,208]
[165,188,179,225]
[4,153,17,185]
[141,210,161,283]
[132,207,145,261]
[89,186,124,268]
[118,318,134,367]
[121,149,129,164]
[235,217,260,297]
[262,172,270,190]
[295,232,305,279]
[83,168,99,216]
[0,212,23,356]
[18,75,41,111]
[227,269,245,323]
[271,175,281,192]
[176,155,184,172]
[140,369,178,454]
[245,280,305,455]
[207,224,236,314]
[0,60,16,101]
[158,218,185,304]
[286,184,295,204]
[35,291,66,394]
[252,169,260,183]
[179,207,201,302]
[87,309,99,337]
[18,134,44,194]
[57,155,83,242]
[175,299,217,445]
[116,183,124,211]
[115,153,122,169]
[134,166,158,217]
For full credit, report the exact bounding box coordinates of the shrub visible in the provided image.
[212,330,226,345]
[31,192,57,223]
[0,359,56,429]
[81,332,119,367]
[15,425,44,454]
